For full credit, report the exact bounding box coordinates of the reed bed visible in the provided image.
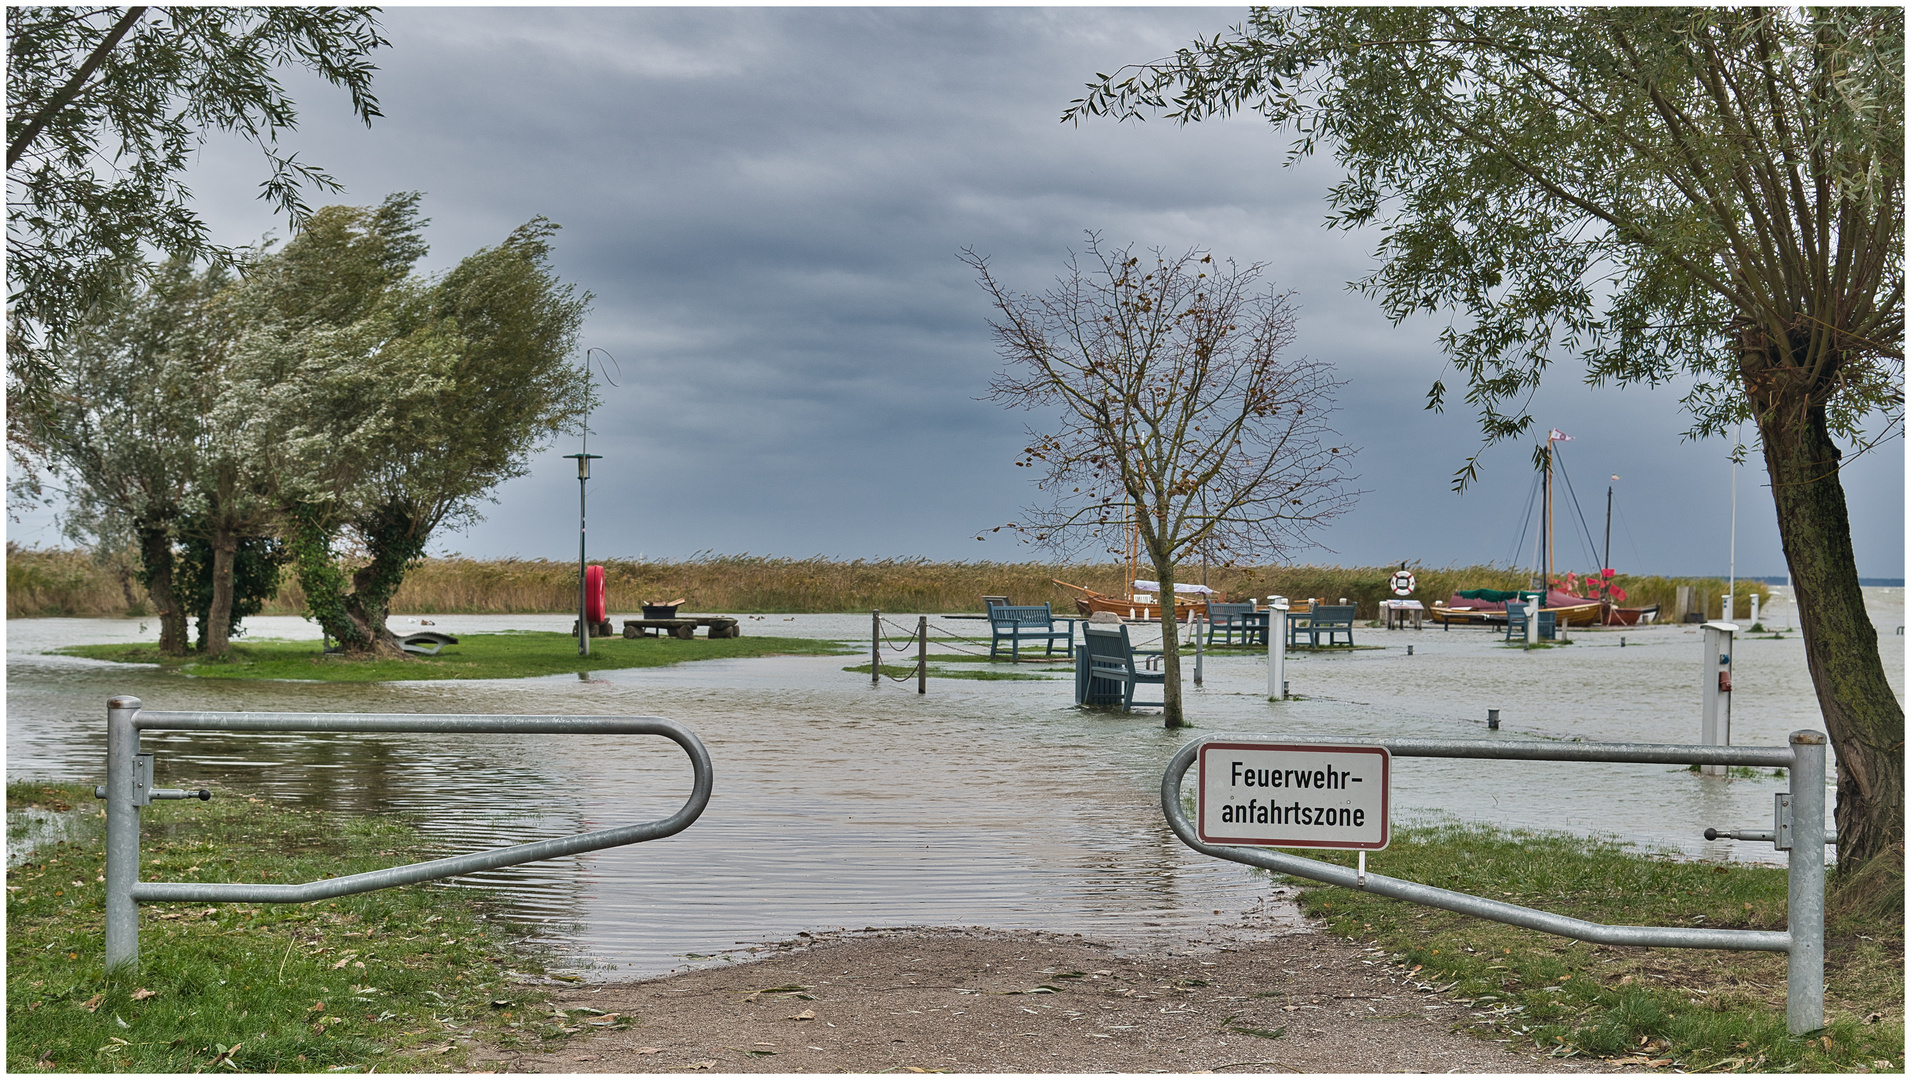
[8,546,1762,622]
[5,543,147,618]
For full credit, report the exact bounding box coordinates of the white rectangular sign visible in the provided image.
[1196,741,1390,850]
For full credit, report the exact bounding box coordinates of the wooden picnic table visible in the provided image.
[622,617,741,640]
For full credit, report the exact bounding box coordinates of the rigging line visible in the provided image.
[1504,465,1544,569]
[1613,499,1646,575]
[1549,448,1604,573]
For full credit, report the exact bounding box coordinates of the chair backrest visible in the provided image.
[1206,601,1253,622]
[1083,624,1133,669]
[1315,605,1356,624]
[993,603,1053,626]
[1506,601,1527,618]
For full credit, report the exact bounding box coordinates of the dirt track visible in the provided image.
[471,919,1612,1074]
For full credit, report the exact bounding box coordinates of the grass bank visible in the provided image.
[6,781,593,1073]
[9,544,1756,624]
[57,632,852,682]
[1285,822,1903,1072]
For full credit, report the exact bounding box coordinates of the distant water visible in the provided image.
[7,587,1899,979]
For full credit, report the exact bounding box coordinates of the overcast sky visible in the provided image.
[12,7,1904,578]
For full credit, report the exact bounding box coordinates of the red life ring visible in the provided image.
[585,565,607,624]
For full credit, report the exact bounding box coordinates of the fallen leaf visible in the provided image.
[309,1001,326,1012]
[1647,1059,1672,1068]
[130,988,158,1001]
[790,1009,816,1021]
[635,1047,665,1055]
[82,993,105,1013]
[332,958,351,969]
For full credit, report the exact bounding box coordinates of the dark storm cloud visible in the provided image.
[19,7,1898,577]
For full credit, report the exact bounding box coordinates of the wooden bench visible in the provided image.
[622,617,740,640]
[989,602,1074,661]
[1079,624,1164,709]
[1297,604,1356,647]
[1204,602,1259,646]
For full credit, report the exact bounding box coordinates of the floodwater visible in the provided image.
[6,587,1901,978]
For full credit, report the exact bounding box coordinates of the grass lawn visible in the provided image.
[1283,822,1903,1073]
[6,781,589,1073]
[55,632,855,682]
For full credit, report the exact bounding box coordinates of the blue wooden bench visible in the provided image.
[1079,624,1164,709]
[989,602,1074,661]
[1504,601,1556,642]
[1296,604,1356,647]
[1204,601,1259,645]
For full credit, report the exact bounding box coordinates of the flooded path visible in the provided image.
[7,587,1899,978]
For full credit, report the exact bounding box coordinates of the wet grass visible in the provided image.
[1282,822,1903,1072]
[6,781,594,1073]
[53,632,853,682]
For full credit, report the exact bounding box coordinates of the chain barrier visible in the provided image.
[867,612,1077,687]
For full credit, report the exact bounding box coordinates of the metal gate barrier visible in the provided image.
[98,696,714,971]
[1161,730,1829,1034]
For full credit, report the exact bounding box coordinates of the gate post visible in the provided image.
[104,695,143,973]
[1786,730,1826,1035]
[1266,597,1287,700]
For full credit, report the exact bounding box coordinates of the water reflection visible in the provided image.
[7,589,1899,979]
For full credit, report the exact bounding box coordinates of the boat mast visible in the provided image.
[1543,435,1553,597]
[1604,478,1615,572]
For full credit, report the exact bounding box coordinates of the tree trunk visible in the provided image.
[203,527,237,657]
[338,556,406,657]
[1153,556,1187,728]
[328,499,428,658]
[137,526,188,657]
[1754,372,1904,872]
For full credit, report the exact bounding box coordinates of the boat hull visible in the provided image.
[1055,579,1207,621]
[1430,601,1603,627]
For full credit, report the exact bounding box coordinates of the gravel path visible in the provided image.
[474,921,1615,1074]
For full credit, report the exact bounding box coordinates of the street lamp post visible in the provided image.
[564,452,602,656]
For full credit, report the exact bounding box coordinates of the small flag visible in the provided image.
[1549,429,1574,442]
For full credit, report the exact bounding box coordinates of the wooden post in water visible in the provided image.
[917,616,927,694]
[871,610,881,685]
[1194,614,1204,687]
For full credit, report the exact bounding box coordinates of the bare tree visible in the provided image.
[966,235,1359,727]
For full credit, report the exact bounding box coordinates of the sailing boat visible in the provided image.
[1052,505,1216,620]
[1431,431,1656,627]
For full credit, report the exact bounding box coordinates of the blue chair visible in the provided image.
[1081,624,1165,710]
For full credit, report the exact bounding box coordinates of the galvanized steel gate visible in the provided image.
[99,696,713,971]
[1161,731,1830,1034]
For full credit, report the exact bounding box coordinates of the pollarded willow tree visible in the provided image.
[966,237,1360,728]
[237,197,591,656]
[1067,6,1904,868]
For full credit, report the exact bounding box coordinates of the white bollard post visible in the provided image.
[1524,593,1540,648]
[1750,592,1761,629]
[1267,596,1288,700]
[1699,621,1737,776]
